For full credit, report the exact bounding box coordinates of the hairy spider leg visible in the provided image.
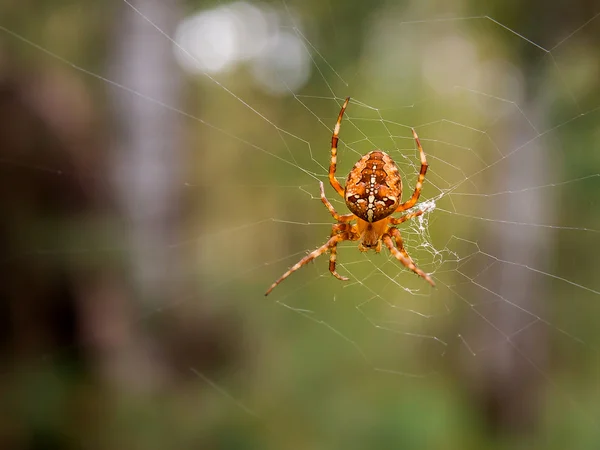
[328,226,354,281]
[383,228,435,286]
[329,97,350,198]
[396,128,428,212]
[388,226,415,266]
[265,231,355,296]
[319,181,354,222]
[388,209,424,225]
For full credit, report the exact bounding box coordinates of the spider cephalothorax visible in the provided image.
[265,97,434,296]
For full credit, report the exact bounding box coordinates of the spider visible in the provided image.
[265,97,434,296]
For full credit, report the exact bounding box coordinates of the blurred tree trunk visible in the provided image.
[465,106,551,434]
[105,0,184,387]
[109,0,184,306]
[462,0,595,435]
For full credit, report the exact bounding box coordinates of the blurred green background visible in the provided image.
[1,0,600,449]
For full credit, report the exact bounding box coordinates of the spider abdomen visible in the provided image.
[344,151,403,222]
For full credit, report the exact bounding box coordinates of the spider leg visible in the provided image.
[320,181,354,222]
[388,208,424,225]
[265,232,351,296]
[328,233,349,281]
[396,128,428,212]
[329,97,350,198]
[382,228,435,287]
[387,227,415,265]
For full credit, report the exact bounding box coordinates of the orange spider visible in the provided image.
[265,97,434,296]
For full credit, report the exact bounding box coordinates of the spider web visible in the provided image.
[2,0,600,446]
